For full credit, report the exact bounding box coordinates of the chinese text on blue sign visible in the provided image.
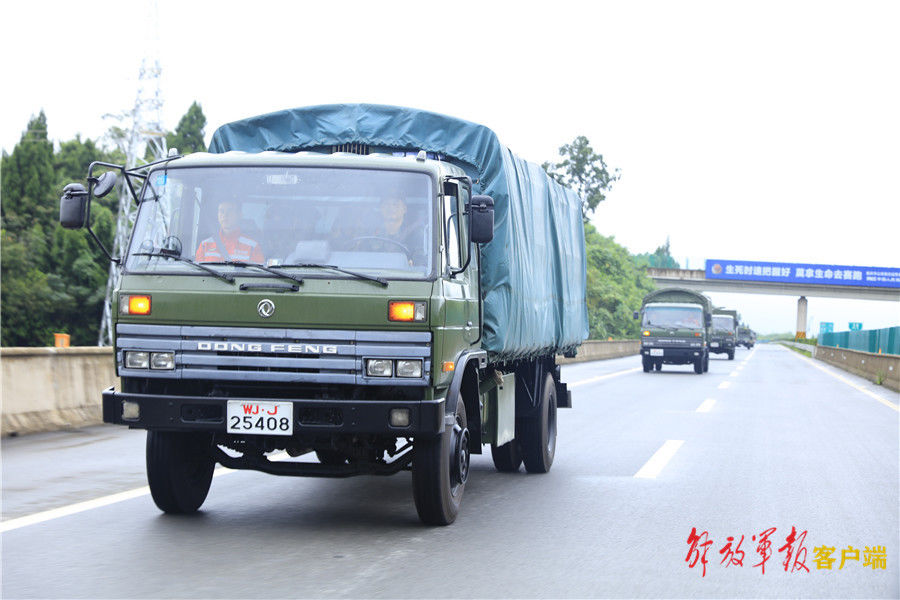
[705,260,900,289]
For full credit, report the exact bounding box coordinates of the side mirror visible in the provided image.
[92,171,117,198]
[633,311,640,320]
[469,195,494,244]
[705,313,712,327]
[59,183,88,229]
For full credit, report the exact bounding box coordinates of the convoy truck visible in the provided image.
[737,326,755,349]
[58,104,588,525]
[634,288,712,373]
[710,308,739,360]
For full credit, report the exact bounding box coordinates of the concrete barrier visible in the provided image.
[1,347,117,437]
[813,345,900,393]
[1,339,638,437]
[557,340,640,365]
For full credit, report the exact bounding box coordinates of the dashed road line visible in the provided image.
[635,440,684,479]
[718,381,731,390]
[729,370,740,377]
[696,398,717,413]
[570,367,641,387]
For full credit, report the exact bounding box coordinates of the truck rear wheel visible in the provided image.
[315,449,347,465]
[654,361,662,371]
[521,374,557,473]
[146,431,215,514]
[491,439,522,472]
[412,394,468,525]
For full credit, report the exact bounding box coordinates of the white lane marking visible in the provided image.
[0,451,290,533]
[787,351,899,413]
[570,367,641,387]
[718,381,731,389]
[696,398,717,413]
[635,440,684,479]
[729,371,740,377]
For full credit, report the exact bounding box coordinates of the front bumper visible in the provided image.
[102,386,445,436]
[641,347,704,362]
[709,339,736,353]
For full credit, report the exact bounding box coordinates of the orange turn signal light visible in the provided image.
[388,300,426,322]
[442,361,455,372]
[694,332,702,337]
[642,330,650,336]
[121,295,151,315]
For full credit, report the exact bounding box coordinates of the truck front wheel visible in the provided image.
[521,374,557,473]
[146,431,215,514]
[412,394,468,525]
[642,355,652,372]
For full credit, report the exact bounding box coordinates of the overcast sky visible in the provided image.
[2,0,898,333]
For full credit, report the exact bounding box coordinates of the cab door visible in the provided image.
[442,180,480,346]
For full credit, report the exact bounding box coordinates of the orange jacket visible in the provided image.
[195,230,264,263]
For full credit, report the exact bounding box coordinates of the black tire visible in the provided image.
[654,361,662,371]
[727,350,735,360]
[412,394,468,525]
[315,449,347,465]
[703,353,709,372]
[694,358,703,374]
[491,439,522,472]
[642,355,652,372]
[521,374,557,474]
[146,431,215,514]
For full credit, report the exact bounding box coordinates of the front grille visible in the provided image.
[331,143,369,155]
[116,324,431,386]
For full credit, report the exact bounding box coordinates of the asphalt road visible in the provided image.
[2,344,898,599]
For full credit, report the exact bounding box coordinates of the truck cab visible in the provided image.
[710,309,739,360]
[635,288,712,374]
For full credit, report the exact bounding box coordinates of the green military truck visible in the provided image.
[634,288,712,374]
[59,104,588,525]
[710,308,739,360]
[737,326,755,349]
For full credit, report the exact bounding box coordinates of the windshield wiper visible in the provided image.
[277,262,388,287]
[132,251,234,284]
[203,261,304,286]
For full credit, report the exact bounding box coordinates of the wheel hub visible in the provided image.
[452,423,470,485]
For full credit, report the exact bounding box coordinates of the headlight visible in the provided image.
[366,358,393,377]
[395,359,423,378]
[125,351,150,369]
[150,352,175,370]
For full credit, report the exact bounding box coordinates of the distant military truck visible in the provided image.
[634,288,712,374]
[710,309,739,360]
[737,326,755,349]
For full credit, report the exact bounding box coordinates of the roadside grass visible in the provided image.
[779,342,812,358]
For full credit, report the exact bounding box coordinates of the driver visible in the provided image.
[362,194,425,264]
[195,200,264,263]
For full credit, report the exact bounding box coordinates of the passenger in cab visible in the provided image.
[195,200,264,263]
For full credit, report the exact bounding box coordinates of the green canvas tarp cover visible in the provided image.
[209,104,588,360]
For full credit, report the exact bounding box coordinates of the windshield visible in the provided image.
[125,166,435,278]
[713,315,735,331]
[643,306,703,329]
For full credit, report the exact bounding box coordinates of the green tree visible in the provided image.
[633,237,680,269]
[542,135,620,216]
[1,111,56,237]
[1,111,117,346]
[166,101,207,155]
[583,223,656,339]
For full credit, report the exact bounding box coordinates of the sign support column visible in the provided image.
[796,296,808,339]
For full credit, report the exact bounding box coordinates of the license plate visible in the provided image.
[650,349,664,356]
[710,342,719,347]
[226,401,293,435]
